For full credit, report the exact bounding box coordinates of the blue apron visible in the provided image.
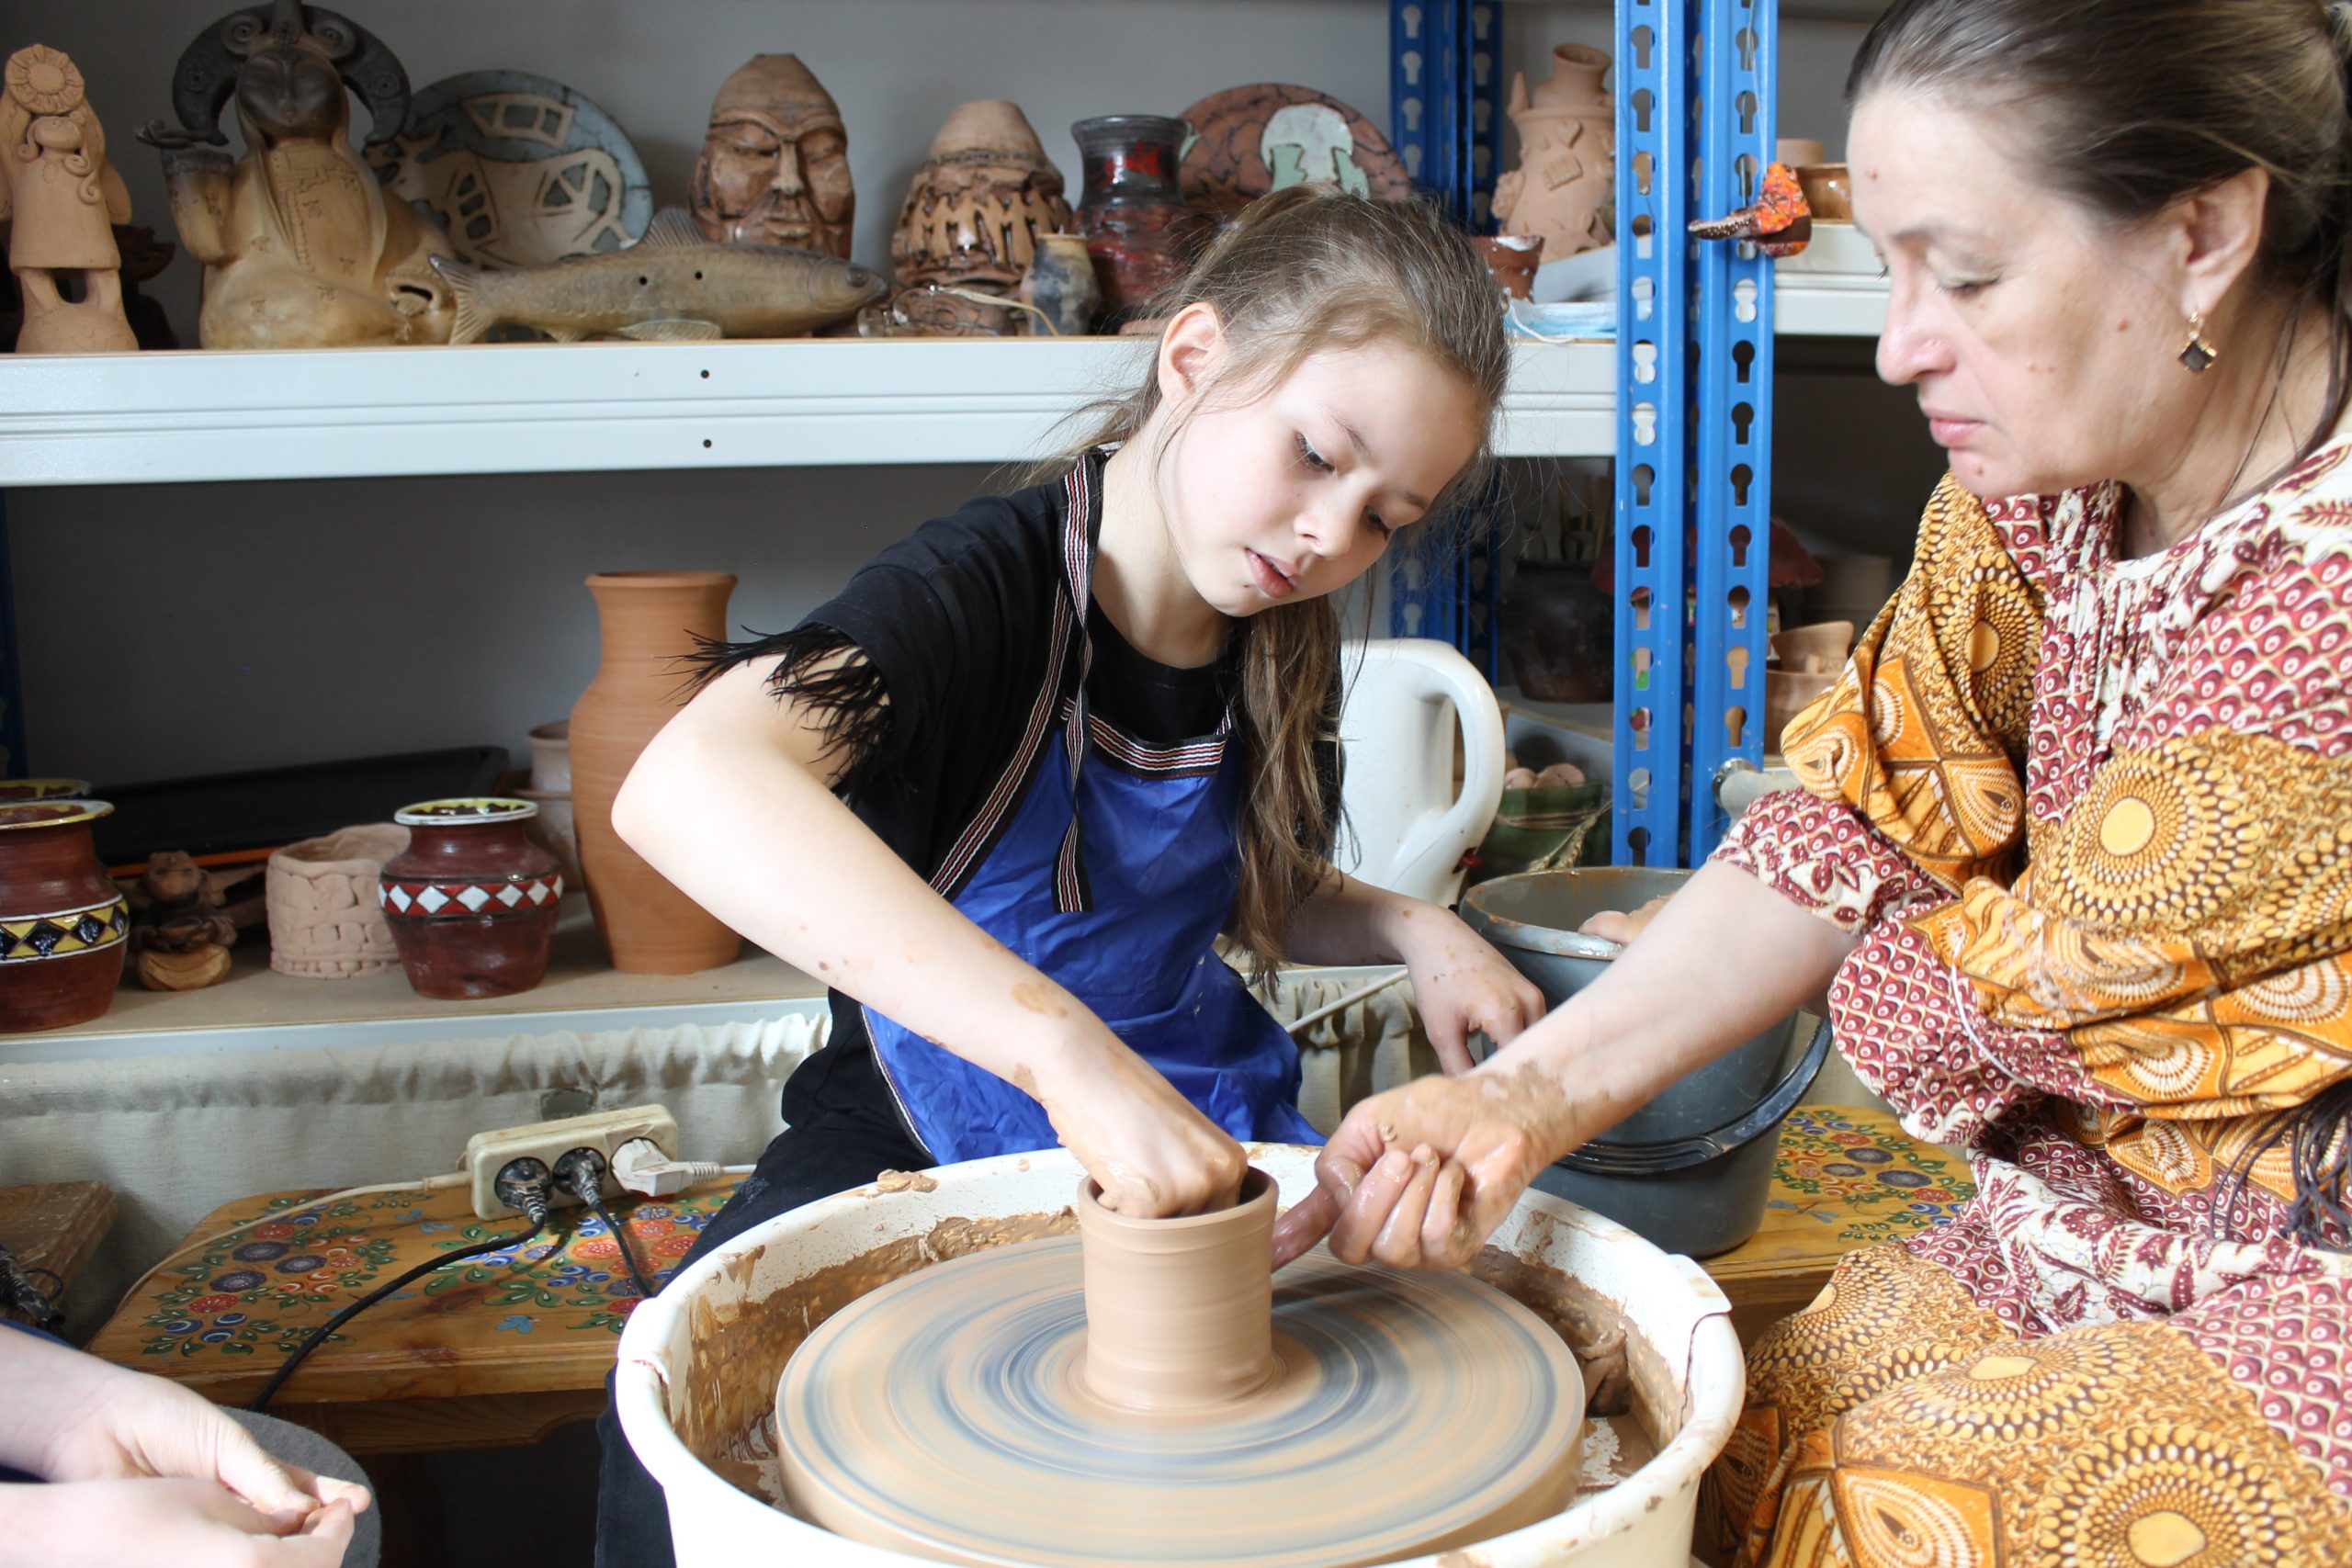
[863,459,1321,1164]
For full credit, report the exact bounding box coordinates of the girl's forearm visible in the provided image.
[1474,859,1860,1147]
[613,704,1114,1094]
[1279,868,1419,964]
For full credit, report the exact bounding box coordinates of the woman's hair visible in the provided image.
[1848,0,2352,455]
[1038,186,1509,987]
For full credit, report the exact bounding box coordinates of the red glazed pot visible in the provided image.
[377,797,563,998]
[0,799,129,1032]
[1071,115,1207,325]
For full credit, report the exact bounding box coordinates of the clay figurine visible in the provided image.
[1019,232,1099,337]
[431,207,883,343]
[0,45,138,354]
[1493,45,1616,262]
[690,55,852,255]
[129,849,238,990]
[139,0,458,348]
[891,100,1073,305]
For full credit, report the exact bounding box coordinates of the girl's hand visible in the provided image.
[1030,1024,1250,1217]
[1269,1056,1589,1269]
[40,1350,370,1524]
[0,1477,358,1568]
[1388,902,1547,1074]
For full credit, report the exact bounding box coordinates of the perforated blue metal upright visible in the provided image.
[1388,0,1504,676]
[1612,0,1776,864]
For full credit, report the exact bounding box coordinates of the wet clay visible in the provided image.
[1079,1168,1273,1410]
[773,1169,1587,1567]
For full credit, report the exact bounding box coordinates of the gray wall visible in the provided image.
[7,0,1935,786]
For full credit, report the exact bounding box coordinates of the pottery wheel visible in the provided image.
[775,1235,1585,1568]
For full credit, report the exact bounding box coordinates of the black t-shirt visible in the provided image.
[703,458,1228,1133]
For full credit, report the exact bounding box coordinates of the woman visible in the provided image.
[1274,1,2352,1560]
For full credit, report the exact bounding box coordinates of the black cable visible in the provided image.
[250,1158,556,1414]
[553,1146,662,1302]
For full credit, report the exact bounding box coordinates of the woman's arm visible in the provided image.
[1271,858,1859,1267]
[614,658,1247,1215]
[1281,871,1547,1071]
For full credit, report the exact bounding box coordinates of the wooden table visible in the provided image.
[87,1176,746,1454]
[1702,1103,1976,1347]
[0,1180,118,1325]
[91,1105,1973,1453]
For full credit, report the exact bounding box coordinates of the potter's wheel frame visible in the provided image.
[775,1234,1586,1568]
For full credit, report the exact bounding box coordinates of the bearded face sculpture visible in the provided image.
[689,55,853,255]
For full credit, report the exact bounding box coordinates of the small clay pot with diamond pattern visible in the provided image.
[0,799,129,1031]
[378,798,563,998]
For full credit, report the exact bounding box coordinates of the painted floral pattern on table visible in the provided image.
[125,1184,737,1364]
[1764,1108,1976,1252]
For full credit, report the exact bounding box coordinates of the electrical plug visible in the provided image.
[492,1156,555,1227]
[551,1145,608,1209]
[611,1136,725,1198]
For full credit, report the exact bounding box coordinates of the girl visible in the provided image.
[594,186,1544,1565]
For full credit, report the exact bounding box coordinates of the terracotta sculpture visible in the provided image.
[129,849,238,991]
[1493,45,1616,262]
[266,822,408,978]
[890,100,1072,303]
[140,0,458,348]
[0,46,137,354]
[690,55,852,255]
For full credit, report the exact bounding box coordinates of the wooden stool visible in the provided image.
[85,1175,746,1454]
[1702,1103,1976,1347]
[0,1180,117,1326]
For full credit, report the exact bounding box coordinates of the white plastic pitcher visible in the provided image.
[1336,638,1506,907]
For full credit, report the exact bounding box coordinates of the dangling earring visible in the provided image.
[2179,311,2219,374]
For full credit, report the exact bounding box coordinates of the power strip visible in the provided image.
[462,1104,681,1219]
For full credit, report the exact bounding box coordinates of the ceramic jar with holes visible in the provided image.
[377,797,563,998]
[0,798,129,1031]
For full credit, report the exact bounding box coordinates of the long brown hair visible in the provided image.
[1849,0,2352,462]
[1036,186,1508,986]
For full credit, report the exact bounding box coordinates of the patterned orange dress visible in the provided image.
[1707,448,2352,1566]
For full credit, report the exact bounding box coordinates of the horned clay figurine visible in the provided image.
[691,55,853,255]
[140,0,457,347]
[1,45,137,354]
[891,100,1073,298]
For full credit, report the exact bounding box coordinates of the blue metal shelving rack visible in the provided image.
[1394,0,1776,863]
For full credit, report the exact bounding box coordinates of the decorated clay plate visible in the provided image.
[369,69,654,268]
[1178,84,1414,215]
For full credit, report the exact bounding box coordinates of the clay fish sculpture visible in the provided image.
[429,208,885,343]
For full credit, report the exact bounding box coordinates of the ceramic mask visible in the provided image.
[690,55,853,255]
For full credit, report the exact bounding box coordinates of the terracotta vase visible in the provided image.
[0,799,129,1031]
[377,798,563,998]
[570,570,743,974]
[1070,115,1205,325]
[1494,44,1617,261]
[1020,232,1101,336]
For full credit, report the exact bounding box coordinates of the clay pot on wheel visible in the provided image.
[570,570,742,974]
[0,799,129,1031]
[377,798,563,998]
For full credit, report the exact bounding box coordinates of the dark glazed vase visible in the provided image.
[1070,115,1205,325]
[377,797,563,998]
[0,799,129,1032]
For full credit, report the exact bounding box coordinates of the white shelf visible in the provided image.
[1776,276,1890,338]
[0,335,1619,487]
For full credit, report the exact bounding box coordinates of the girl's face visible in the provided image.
[1849,88,2201,501]
[1157,334,1485,618]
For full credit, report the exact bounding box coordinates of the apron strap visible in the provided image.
[1054,463,1098,913]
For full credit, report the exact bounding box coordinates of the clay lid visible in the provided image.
[925,99,1049,164]
[394,796,537,827]
[0,798,111,830]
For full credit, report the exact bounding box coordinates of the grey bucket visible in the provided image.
[1460,866,1830,1257]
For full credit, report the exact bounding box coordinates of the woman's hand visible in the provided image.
[0,1477,359,1568]
[1578,893,1673,949]
[1387,902,1548,1073]
[1269,1056,1590,1269]
[1029,1022,1250,1217]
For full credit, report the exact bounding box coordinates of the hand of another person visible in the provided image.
[1577,894,1673,949]
[1030,1023,1250,1217]
[1269,1057,1591,1269]
[40,1349,370,1526]
[1387,903,1548,1074]
[0,1476,358,1568]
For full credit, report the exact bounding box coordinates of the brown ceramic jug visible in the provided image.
[0,798,129,1031]
[570,570,743,974]
[1071,115,1204,326]
[377,798,562,998]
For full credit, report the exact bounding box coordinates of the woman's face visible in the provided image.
[1849,89,2196,500]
